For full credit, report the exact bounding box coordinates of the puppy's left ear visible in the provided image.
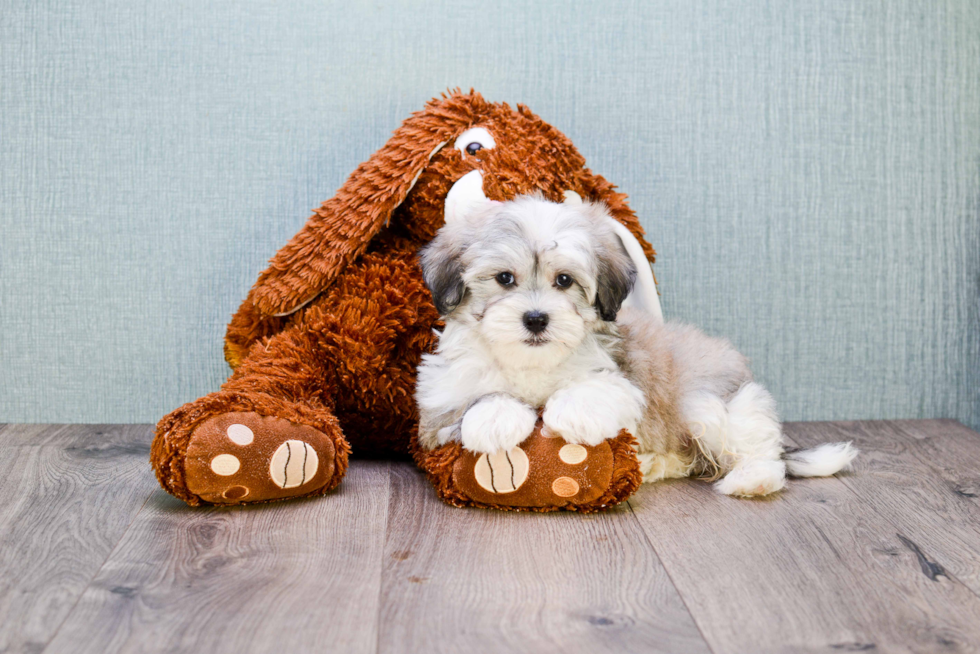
[589,206,637,322]
[419,231,467,316]
[595,250,637,321]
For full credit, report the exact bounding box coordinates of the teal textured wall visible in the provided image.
[1,0,978,428]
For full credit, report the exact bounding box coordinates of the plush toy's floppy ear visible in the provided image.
[245,96,479,318]
[570,171,664,323]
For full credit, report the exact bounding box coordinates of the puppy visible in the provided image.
[415,195,857,497]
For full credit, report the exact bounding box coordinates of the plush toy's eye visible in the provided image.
[455,127,496,158]
[495,272,515,286]
[555,274,573,288]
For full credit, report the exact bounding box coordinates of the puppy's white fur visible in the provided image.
[416,196,857,497]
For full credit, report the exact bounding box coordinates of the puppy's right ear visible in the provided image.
[419,232,467,316]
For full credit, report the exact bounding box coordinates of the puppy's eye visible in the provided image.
[555,273,573,288]
[495,272,515,286]
[455,127,496,158]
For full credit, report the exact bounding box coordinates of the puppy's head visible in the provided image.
[421,196,636,369]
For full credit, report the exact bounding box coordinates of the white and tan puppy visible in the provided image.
[415,195,856,497]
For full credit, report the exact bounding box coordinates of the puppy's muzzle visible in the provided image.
[522,311,549,334]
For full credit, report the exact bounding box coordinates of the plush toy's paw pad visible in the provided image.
[473,447,530,493]
[184,412,336,504]
[451,423,616,508]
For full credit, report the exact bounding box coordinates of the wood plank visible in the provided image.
[628,450,980,653]
[0,422,153,448]
[44,461,391,654]
[0,425,156,654]
[377,464,709,654]
[788,420,980,597]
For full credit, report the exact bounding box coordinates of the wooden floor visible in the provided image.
[2,421,980,653]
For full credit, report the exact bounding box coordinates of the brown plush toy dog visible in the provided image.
[151,90,657,511]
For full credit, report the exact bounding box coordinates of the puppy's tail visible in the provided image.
[783,442,859,477]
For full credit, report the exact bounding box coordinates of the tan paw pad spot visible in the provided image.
[552,476,580,498]
[222,485,249,500]
[226,423,254,446]
[474,447,529,494]
[558,444,588,464]
[269,440,319,489]
[540,426,561,438]
[210,454,240,476]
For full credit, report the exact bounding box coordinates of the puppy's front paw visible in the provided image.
[543,392,621,446]
[460,395,537,455]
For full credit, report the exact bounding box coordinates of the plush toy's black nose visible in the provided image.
[522,311,549,334]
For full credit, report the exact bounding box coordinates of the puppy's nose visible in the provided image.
[522,311,549,334]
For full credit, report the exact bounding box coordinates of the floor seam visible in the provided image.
[372,461,393,654]
[625,497,719,654]
[785,428,980,604]
[40,486,154,654]
[37,422,157,653]
[827,471,980,602]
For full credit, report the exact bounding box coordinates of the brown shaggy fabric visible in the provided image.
[151,90,656,510]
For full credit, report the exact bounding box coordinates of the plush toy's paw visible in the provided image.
[415,420,643,513]
[182,412,340,504]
